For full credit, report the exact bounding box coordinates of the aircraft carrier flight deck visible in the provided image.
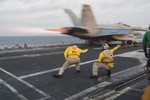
[0,44,148,100]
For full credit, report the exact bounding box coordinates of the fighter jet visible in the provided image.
[46,4,147,44]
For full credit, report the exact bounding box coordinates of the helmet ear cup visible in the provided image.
[103,44,109,49]
[103,45,106,49]
[101,43,109,50]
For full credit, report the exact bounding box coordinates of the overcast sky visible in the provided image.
[0,0,150,36]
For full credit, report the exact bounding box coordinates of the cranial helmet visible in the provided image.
[72,45,77,48]
[101,43,109,50]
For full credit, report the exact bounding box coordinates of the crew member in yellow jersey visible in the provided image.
[89,43,121,78]
[53,45,88,78]
[142,84,150,100]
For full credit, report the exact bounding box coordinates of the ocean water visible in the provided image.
[0,34,144,47]
[0,36,85,46]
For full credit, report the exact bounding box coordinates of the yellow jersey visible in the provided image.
[64,46,88,59]
[142,84,150,100]
[98,45,121,68]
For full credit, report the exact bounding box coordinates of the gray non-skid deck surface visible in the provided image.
[0,45,146,100]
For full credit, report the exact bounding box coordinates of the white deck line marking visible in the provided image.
[19,67,61,79]
[0,78,2,84]
[65,63,145,100]
[93,47,101,50]
[64,81,111,100]
[0,45,84,60]
[0,78,28,100]
[19,59,97,79]
[0,68,51,99]
[37,96,51,100]
[131,88,144,92]
[105,87,131,100]
[0,52,63,60]
[65,49,145,100]
[88,90,116,100]
[19,49,142,79]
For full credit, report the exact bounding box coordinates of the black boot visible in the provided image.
[53,74,62,78]
[106,70,111,77]
[89,75,98,79]
[76,70,80,73]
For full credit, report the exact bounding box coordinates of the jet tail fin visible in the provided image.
[64,9,81,26]
[81,4,98,28]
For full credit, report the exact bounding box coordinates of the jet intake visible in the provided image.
[112,34,135,41]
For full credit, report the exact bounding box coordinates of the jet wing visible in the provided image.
[96,28,134,36]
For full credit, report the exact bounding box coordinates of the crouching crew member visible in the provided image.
[53,45,88,78]
[90,43,121,78]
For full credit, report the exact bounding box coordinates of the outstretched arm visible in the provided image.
[79,48,88,53]
[110,45,121,53]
